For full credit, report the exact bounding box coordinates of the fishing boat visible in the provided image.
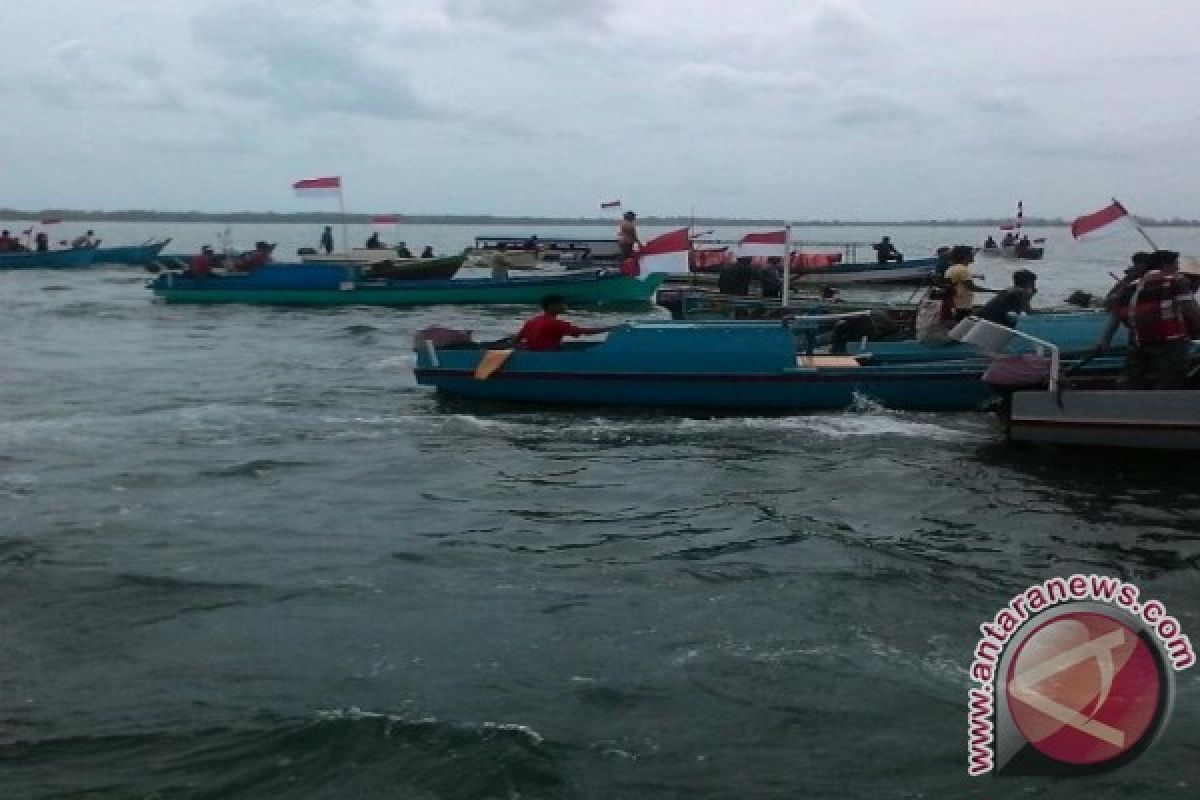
[678,240,940,286]
[411,314,1125,411]
[0,247,98,269]
[147,266,665,306]
[1004,390,1200,450]
[469,235,623,267]
[977,201,1045,260]
[305,252,466,280]
[974,317,1200,450]
[90,239,171,265]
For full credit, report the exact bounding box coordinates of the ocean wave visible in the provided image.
[0,709,561,800]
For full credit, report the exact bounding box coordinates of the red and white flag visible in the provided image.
[638,227,691,274]
[600,200,621,209]
[293,176,342,197]
[370,214,400,225]
[737,230,787,258]
[1070,200,1131,239]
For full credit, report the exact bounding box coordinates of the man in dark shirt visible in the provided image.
[873,236,903,263]
[978,269,1037,328]
[1093,250,1200,389]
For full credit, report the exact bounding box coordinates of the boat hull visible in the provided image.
[1007,390,1200,450]
[978,245,1044,261]
[91,241,170,265]
[0,248,98,269]
[149,270,665,306]
[413,322,999,411]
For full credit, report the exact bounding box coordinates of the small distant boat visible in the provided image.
[978,201,1045,260]
[90,239,171,265]
[148,266,664,306]
[0,247,98,269]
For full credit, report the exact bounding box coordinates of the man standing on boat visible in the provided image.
[320,226,334,254]
[1092,249,1200,389]
[618,212,641,259]
[516,295,620,351]
[942,245,999,322]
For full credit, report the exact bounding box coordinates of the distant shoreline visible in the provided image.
[2,209,1198,227]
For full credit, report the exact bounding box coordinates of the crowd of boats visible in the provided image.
[4,221,1196,453]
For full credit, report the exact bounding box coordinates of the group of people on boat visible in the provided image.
[0,228,97,252]
[185,241,274,276]
[917,245,1039,341]
[362,232,435,258]
[982,233,1037,256]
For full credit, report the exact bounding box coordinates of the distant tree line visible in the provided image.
[1,208,1198,227]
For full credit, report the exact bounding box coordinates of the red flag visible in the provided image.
[738,230,787,258]
[638,227,691,274]
[600,200,621,209]
[1070,200,1130,239]
[293,176,342,196]
[370,215,400,224]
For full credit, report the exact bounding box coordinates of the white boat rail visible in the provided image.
[950,316,1061,391]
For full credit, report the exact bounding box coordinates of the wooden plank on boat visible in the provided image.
[795,355,862,368]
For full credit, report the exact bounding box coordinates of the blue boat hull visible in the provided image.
[413,322,996,410]
[91,241,169,265]
[0,248,97,269]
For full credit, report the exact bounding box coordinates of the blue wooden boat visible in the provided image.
[0,247,97,269]
[91,240,170,265]
[413,321,1023,411]
[147,266,665,307]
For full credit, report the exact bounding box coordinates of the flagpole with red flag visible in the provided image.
[1116,197,1158,250]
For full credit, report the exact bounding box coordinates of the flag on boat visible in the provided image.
[370,215,400,225]
[600,200,621,209]
[737,230,787,258]
[1070,200,1131,239]
[293,176,342,197]
[637,227,691,274]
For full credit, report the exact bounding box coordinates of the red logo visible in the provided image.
[1006,611,1164,766]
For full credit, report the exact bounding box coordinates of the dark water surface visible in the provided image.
[3,243,1200,798]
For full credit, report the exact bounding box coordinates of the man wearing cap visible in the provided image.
[1093,249,1200,389]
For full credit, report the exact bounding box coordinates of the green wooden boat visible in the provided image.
[147,267,666,307]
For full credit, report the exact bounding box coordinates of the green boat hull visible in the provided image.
[151,272,666,307]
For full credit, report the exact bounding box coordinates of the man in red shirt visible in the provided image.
[1093,249,1200,388]
[516,294,619,351]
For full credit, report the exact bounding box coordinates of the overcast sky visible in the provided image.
[3,0,1198,219]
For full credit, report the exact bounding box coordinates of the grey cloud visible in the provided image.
[443,0,616,30]
[192,0,440,122]
[829,91,925,126]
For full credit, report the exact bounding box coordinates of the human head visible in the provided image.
[256,241,271,250]
[623,211,636,221]
[202,245,214,254]
[541,294,567,314]
[324,225,332,232]
[1,230,7,236]
[882,236,890,243]
[1012,269,1037,290]
[949,245,974,265]
[1148,249,1180,272]
[86,229,94,235]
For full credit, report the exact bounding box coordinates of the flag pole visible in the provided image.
[1116,197,1158,250]
[781,222,792,309]
[338,183,349,255]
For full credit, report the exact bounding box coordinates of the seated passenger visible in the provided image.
[983,236,997,249]
[187,245,216,277]
[872,236,903,264]
[365,232,384,249]
[420,245,435,258]
[396,243,413,258]
[236,241,273,271]
[515,294,618,352]
[0,230,14,251]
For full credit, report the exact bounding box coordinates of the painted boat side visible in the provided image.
[0,248,98,269]
[91,241,170,265]
[1008,390,1200,449]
